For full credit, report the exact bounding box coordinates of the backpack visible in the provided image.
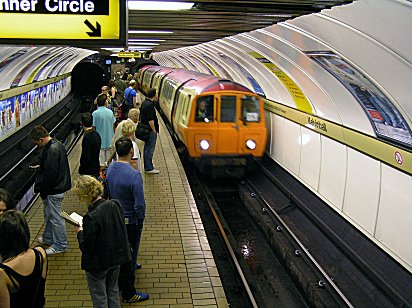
[97,166,110,199]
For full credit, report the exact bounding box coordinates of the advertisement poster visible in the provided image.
[0,78,70,141]
[309,52,412,147]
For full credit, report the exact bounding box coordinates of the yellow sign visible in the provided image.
[249,51,313,114]
[0,0,126,46]
[118,52,141,58]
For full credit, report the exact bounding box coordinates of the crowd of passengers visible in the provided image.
[0,68,160,307]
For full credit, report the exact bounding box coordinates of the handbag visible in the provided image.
[135,122,151,142]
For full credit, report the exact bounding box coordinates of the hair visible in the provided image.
[81,112,93,128]
[128,108,139,119]
[96,93,107,107]
[129,79,136,86]
[73,175,103,205]
[0,210,30,260]
[147,88,156,99]
[122,121,135,137]
[28,125,49,142]
[115,136,133,157]
[0,188,16,211]
[108,79,115,88]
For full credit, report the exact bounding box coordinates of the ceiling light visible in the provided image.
[128,39,165,42]
[128,1,194,10]
[102,48,123,51]
[128,30,173,34]
[128,42,159,45]
[128,47,153,50]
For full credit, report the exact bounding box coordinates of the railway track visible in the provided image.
[183,157,412,307]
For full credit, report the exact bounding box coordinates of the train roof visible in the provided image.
[142,65,253,95]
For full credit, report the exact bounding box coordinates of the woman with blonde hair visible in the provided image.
[121,121,142,171]
[72,175,130,308]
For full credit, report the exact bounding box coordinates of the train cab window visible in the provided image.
[220,96,237,122]
[195,95,214,122]
[242,95,260,122]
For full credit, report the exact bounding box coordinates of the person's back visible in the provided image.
[106,162,145,221]
[0,211,48,307]
[0,248,46,307]
[92,95,115,148]
[79,113,101,177]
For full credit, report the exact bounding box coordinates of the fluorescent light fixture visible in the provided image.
[102,48,123,51]
[128,38,165,42]
[128,47,153,51]
[128,42,159,46]
[128,1,194,11]
[128,30,173,34]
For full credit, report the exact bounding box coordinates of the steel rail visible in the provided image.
[245,178,354,308]
[257,161,409,306]
[196,176,259,308]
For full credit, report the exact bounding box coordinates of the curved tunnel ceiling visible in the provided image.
[125,0,354,53]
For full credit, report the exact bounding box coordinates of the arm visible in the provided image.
[110,87,116,99]
[149,120,156,132]
[34,247,48,279]
[132,95,137,108]
[132,172,146,214]
[76,214,97,255]
[0,269,10,308]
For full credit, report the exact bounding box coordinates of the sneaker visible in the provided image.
[145,169,159,174]
[45,247,66,255]
[135,263,142,270]
[37,237,51,245]
[123,291,149,303]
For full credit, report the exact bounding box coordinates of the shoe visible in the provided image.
[37,237,50,245]
[123,291,149,303]
[145,169,159,174]
[135,263,142,270]
[45,247,66,255]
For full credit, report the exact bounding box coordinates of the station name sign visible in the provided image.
[0,0,126,47]
[0,0,108,14]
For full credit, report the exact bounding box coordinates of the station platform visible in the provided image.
[25,117,229,307]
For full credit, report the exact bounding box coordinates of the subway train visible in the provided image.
[137,65,267,176]
[149,1,412,274]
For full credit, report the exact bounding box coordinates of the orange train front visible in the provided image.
[138,65,267,176]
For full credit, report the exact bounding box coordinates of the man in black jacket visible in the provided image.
[79,112,101,178]
[28,125,71,255]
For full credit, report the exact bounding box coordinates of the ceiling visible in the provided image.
[126,0,354,53]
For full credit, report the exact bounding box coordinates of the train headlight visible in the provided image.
[199,140,210,150]
[246,139,256,150]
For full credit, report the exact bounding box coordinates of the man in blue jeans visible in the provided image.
[139,88,159,174]
[28,125,71,255]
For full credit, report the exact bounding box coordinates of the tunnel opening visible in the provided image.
[71,61,108,97]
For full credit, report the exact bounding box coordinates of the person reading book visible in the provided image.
[72,175,131,308]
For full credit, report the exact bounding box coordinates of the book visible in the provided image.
[61,211,83,227]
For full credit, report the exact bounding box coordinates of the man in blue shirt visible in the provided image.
[123,80,140,120]
[106,137,148,303]
[92,94,115,168]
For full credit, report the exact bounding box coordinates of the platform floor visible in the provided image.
[25,117,229,307]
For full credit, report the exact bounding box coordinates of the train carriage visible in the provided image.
[138,65,267,176]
